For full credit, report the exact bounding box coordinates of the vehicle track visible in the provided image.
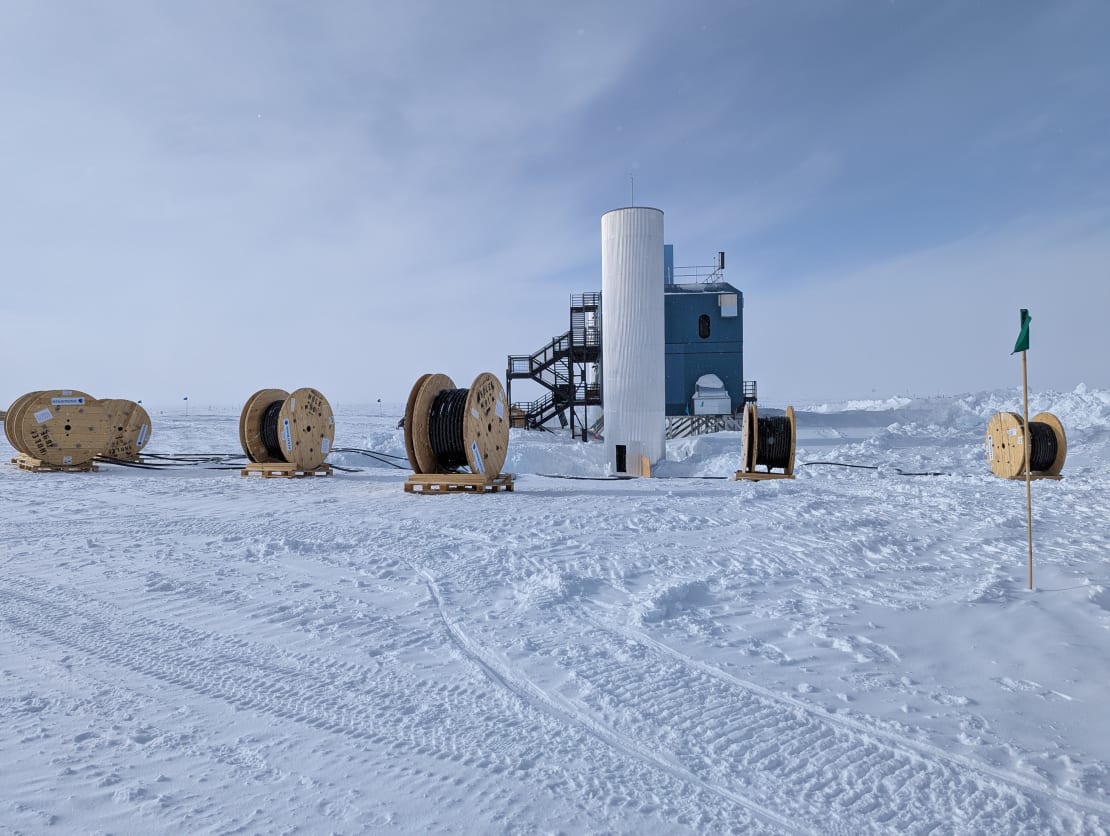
[406,531,1108,835]
[0,575,789,833]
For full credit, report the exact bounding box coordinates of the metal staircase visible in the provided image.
[665,414,742,439]
[507,292,602,439]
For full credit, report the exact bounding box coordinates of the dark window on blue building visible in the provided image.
[698,314,711,339]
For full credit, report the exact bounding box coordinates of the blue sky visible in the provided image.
[1,1,1107,410]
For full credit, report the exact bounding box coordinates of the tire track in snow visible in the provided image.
[407,534,1108,835]
[579,608,1110,833]
[419,570,806,835]
[0,576,787,834]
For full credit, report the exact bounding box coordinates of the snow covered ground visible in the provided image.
[2,387,1110,834]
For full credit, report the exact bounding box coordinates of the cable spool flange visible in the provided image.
[461,372,509,478]
[101,399,152,461]
[405,373,454,474]
[5,391,43,451]
[240,388,290,463]
[740,401,759,473]
[14,390,109,466]
[403,373,435,474]
[403,372,509,477]
[985,411,1025,479]
[278,387,336,471]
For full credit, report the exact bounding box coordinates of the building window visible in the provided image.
[698,314,711,339]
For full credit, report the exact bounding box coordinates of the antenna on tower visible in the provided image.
[629,173,635,206]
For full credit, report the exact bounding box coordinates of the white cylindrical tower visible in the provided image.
[601,206,666,471]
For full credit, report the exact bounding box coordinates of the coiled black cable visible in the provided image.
[1028,421,1059,472]
[260,399,286,460]
[429,388,470,471]
[756,416,791,471]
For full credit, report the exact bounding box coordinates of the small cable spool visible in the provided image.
[239,387,335,470]
[737,402,796,479]
[101,399,152,461]
[985,411,1067,480]
[11,389,110,467]
[403,372,509,477]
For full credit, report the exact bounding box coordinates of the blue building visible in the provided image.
[664,280,744,416]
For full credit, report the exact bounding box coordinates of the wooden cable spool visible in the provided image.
[12,389,110,467]
[101,399,153,461]
[985,410,1066,480]
[403,372,509,478]
[737,402,796,480]
[239,387,335,471]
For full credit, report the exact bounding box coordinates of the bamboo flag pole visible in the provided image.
[1021,348,1033,590]
[1012,309,1033,590]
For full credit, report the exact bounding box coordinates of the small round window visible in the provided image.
[698,314,711,339]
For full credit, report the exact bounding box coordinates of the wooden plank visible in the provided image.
[733,471,795,482]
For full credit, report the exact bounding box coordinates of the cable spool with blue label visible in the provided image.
[7,389,110,470]
[403,372,512,493]
[239,387,335,476]
[101,399,153,462]
[984,411,1066,481]
[735,401,796,481]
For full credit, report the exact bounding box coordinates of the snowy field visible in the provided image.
[2,387,1110,834]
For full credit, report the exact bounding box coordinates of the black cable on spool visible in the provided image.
[756,416,791,471]
[429,388,470,471]
[1028,421,1059,472]
[260,399,286,460]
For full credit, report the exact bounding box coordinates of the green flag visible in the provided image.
[1012,308,1031,354]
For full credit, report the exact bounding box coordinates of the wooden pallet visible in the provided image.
[404,472,515,494]
[12,455,98,473]
[241,462,333,478]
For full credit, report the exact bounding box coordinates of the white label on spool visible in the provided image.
[471,441,484,474]
[282,418,293,451]
[63,455,72,465]
[328,415,334,426]
[495,399,504,419]
[34,408,53,423]
[51,397,85,406]
[289,397,296,413]
[986,436,994,460]
[137,424,149,447]
[321,438,330,454]
[471,408,479,419]
[1008,428,1018,436]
